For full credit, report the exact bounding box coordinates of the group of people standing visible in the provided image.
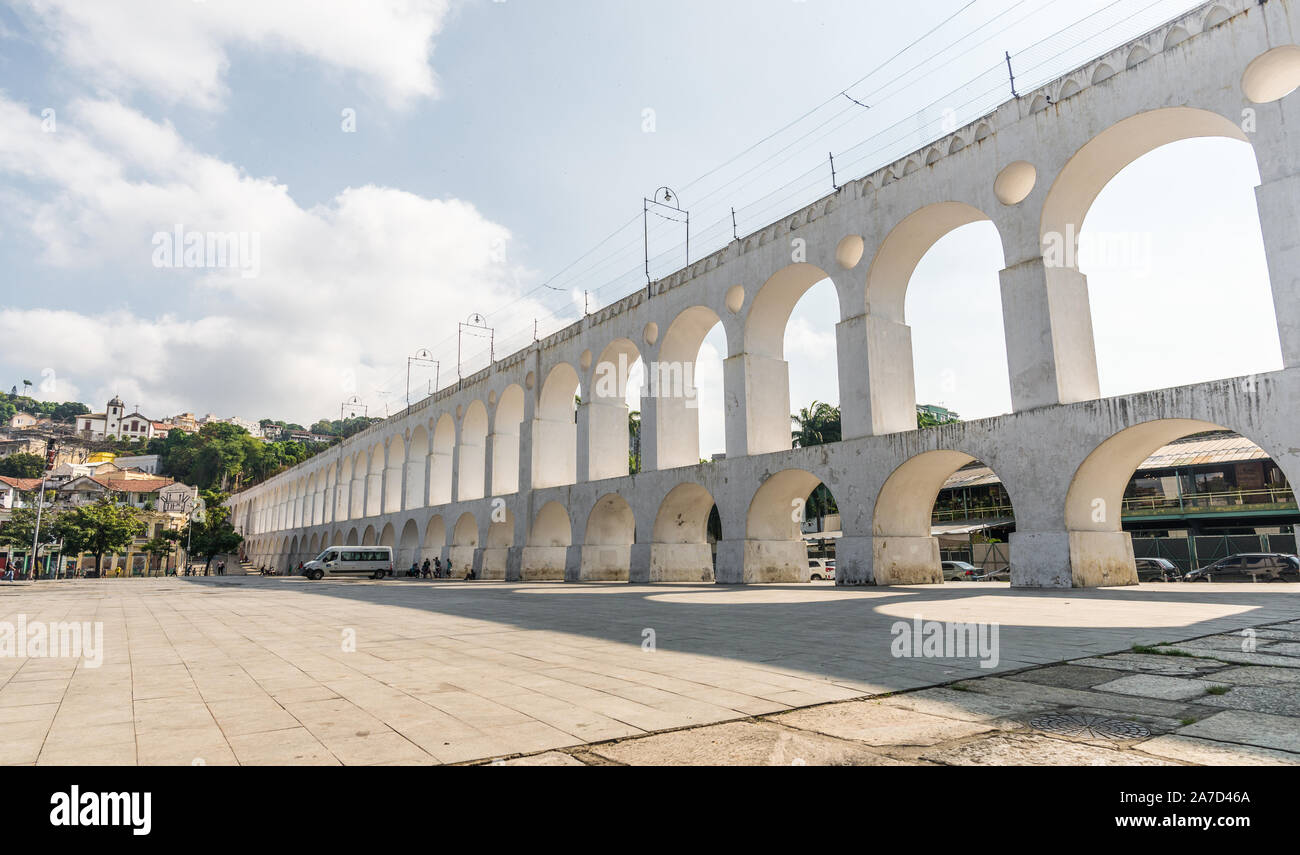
[409,557,474,581]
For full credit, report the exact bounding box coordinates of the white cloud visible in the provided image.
[0,95,554,424]
[15,0,450,110]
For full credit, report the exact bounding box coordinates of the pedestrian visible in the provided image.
[421,559,431,579]
[463,564,474,582]
[433,557,442,578]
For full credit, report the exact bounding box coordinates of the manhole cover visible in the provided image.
[1029,713,1149,740]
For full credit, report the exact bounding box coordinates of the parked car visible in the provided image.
[808,559,835,581]
[1183,553,1300,583]
[941,560,979,581]
[974,567,1009,582]
[1135,557,1179,582]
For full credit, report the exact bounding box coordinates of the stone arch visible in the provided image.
[349,449,367,519]
[384,435,404,514]
[424,516,447,562]
[1038,107,1252,406]
[458,400,489,501]
[492,384,525,495]
[1202,6,1230,30]
[346,527,359,545]
[1091,63,1115,85]
[1058,418,1296,587]
[523,501,571,581]
[654,305,726,470]
[534,363,580,488]
[481,507,515,580]
[1058,79,1081,100]
[872,450,1004,585]
[406,424,429,509]
[742,468,838,583]
[398,519,421,570]
[864,201,1004,435]
[449,512,479,576]
[332,529,344,546]
[648,482,718,583]
[379,522,396,553]
[1126,45,1151,69]
[588,338,642,481]
[431,414,455,506]
[362,524,377,546]
[1162,26,1189,52]
[336,456,353,522]
[365,442,385,518]
[742,262,842,455]
[580,493,635,582]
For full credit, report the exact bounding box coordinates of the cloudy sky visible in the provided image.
[0,0,1283,456]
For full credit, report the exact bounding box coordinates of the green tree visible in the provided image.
[628,410,642,475]
[142,532,179,576]
[791,401,842,448]
[0,452,46,479]
[180,491,243,575]
[51,497,144,577]
[0,505,60,575]
[51,401,91,422]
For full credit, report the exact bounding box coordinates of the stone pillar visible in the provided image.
[490,430,520,495]
[1000,258,1100,412]
[837,313,918,439]
[645,543,714,583]
[723,352,791,457]
[714,538,806,584]
[580,398,630,482]
[833,535,872,586]
[1257,172,1300,367]
[871,536,942,585]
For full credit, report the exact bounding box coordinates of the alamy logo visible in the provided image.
[151,224,260,278]
[891,616,1000,669]
[50,786,151,836]
[0,616,103,668]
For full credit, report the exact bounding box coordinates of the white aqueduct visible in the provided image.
[229,0,1300,589]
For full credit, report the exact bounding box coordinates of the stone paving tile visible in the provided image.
[586,721,908,766]
[771,700,998,746]
[1135,734,1300,766]
[494,751,588,766]
[921,733,1176,766]
[1209,665,1300,687]
[1070,653,1230,676]
[1178,710,1300,754]
[227,727,340,766]
[1007,664,1121,689]
[1092,674,1226,701]
[1197,686,1300,717]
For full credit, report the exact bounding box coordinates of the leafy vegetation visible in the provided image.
[178,491,244,573]
[50,497,146,575]
[0,452,46,479]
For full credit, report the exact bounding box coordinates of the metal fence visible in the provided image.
[1132,533,1298,572]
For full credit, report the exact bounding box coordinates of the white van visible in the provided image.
[302,546,393,580]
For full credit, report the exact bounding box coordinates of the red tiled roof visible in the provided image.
[87,476,175,493]
[0,476,43,491]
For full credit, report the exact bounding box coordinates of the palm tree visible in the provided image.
[791,401,841,448]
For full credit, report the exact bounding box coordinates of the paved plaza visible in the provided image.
[0,577,1297,765]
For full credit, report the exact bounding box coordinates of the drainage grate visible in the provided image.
[1029,713,1150,741]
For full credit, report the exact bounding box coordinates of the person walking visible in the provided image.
[433,557,442,579]
[421,558,431,579]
